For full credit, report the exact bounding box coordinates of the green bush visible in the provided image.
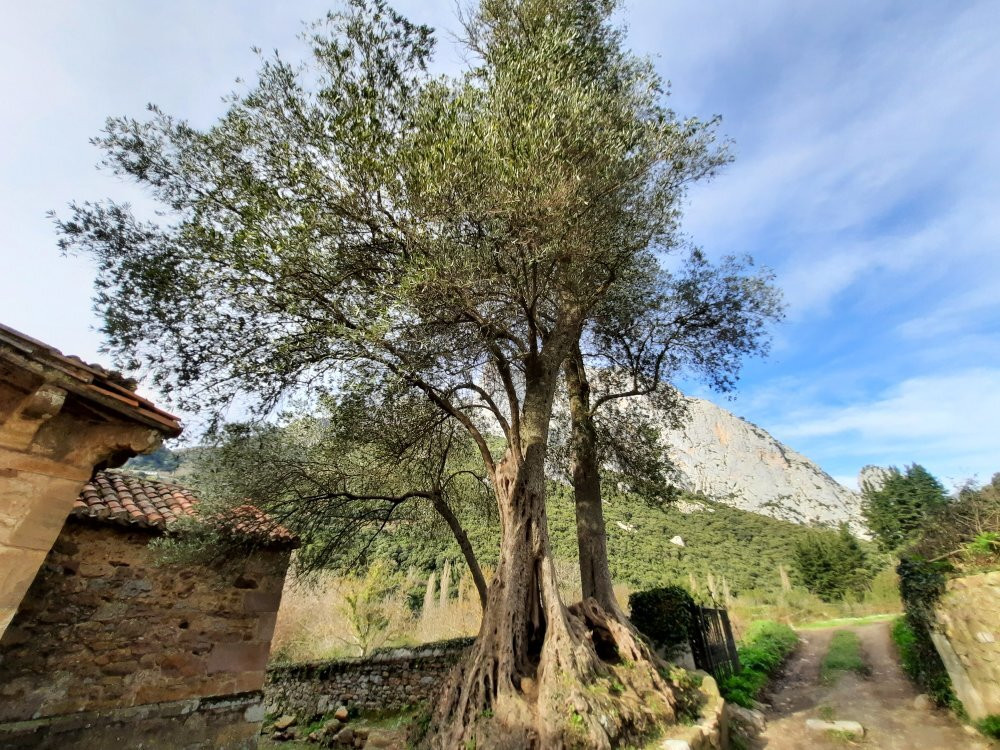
[792,525,872,601]
[890,616,958,709]
[628,586,695,657]
[976,715,1000,739]
[719,621,798,708]
[820,630,868,683]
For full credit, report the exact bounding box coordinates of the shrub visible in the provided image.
[792,525,871,602]
[890,616,957,709]
[820,630,868,683]
[719,621,797,708]
[628,586,695,658]
[976,715,1000,739]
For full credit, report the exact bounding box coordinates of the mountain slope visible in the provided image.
[661,397,865,532]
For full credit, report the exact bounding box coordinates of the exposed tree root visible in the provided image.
[426,589,686,749]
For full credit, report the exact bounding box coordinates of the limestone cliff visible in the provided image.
[660,397,866,533]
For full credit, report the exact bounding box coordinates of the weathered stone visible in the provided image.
[274,715,297,731]
[729,704,766,736]
[264,638,473,720]
[334,727,355,745]
[0,520,291,749]
[365,729,402,748]
[660,396,866,533]
[913,694,932,710]
[662,740,691,750]
[805,719,864,737]
[931,571,1000,720]
[334,706,349,721]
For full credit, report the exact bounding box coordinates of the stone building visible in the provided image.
[0,471,297,749]
[1,322,181,638]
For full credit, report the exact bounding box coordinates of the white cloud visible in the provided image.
[765,368,1000,484]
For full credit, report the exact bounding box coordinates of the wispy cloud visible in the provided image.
[765,369,1000,486]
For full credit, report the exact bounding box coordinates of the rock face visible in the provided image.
[661,397,866,533]
[858,464,892,493]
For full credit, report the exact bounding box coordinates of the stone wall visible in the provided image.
[264,638,474,717]
[0,337,176,638]
[0,691,263,750]
[931,570,1000,721]
[0,520,290,748]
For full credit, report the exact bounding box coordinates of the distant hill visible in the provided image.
[132,412,867,596]
[661,397,866,534]
[124,445,203,480]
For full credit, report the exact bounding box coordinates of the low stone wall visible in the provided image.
[264,638,474,717]
[658,673,728,750]
[0,691,263,750]
[932,570,1000,721]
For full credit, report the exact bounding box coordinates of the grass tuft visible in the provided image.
[820,631,868,683]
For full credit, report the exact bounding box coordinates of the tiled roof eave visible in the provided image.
[0,323,182,436]
[71,471,298,548]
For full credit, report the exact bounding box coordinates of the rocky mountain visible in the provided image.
[661,397,866,534]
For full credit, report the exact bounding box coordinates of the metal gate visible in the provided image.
[687,604,741,680]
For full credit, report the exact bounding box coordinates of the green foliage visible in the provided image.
[375,480,848,595]
[862,464,949,551]
[792,525,872,602]
[718,621,798,708]
[126,446,181,473]
[976,715,1000,739]
[910,473,1000,574]
[819,631,868,683]
[340,560,407,657]
[891,477,1000,717]
[890,616,958,709]
[628,586,694,657]
[191,399,492,578]
[666,666,705,724]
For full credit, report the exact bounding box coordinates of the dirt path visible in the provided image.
[754,621,994,749]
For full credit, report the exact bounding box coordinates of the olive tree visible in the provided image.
[560,250,783,615]
[57,0,727,744]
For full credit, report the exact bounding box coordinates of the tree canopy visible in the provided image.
[792,525,871,602]
[862,464,950,551]
[57,0,737,745]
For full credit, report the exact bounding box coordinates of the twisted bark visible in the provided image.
[427,376,680,748]
[563,345,623,618]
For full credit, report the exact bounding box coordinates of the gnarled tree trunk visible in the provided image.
[563,345,623,618]
[428,375,679,749]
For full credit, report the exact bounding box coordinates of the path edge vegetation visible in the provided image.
[819,630,868,684]
[718,621,798,709]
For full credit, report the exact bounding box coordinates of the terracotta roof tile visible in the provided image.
[0,322,181,436]
[72,471,297,547]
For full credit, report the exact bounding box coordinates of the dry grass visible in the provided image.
[271,569,416,662]
[271,558,640,663]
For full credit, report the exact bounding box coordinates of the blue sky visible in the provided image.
[1,1,997,489]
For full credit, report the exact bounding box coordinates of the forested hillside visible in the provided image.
[131,448,859,596]
[375,482,830,597]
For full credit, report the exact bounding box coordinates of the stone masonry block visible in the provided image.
[207,642,272,675]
